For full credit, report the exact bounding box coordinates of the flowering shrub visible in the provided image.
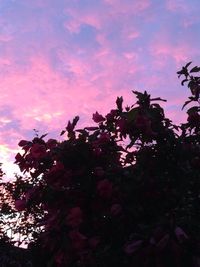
[1,62,200,266]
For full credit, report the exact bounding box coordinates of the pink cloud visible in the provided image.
[150,24,200,68]
[64,0,150,35]
[104,0,151,14]
[166,0,200,28]
[63,5,104,32]
[0,52,137,133]
[166,0,188,13]
[151,42,190,65]
[0,0,200,178]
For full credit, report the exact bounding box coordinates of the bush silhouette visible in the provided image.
[1,62,200,266]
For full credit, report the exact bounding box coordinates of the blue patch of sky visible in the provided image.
[70,24,99,50]
[66,0,102,11]
[0,106,21,132]
[0,0,17,12]
[0,105,14,117]
[2,120,21,133]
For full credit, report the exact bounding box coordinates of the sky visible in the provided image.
[0,0,200,177]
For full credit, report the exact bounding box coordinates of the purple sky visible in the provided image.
[0,0,200,177]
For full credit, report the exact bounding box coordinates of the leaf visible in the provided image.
[40,133,48,139]
[175,226,188,242]
[156,234,170,250]
[177,69,185,77]
[126,139,137,149]
[124,240,143,254]
[18,140,29,147]
[182,100,192,110]
[150,97,167,102]
[181,79,188,86]
[132,90,143,98]
[60,130,66,136]
[116,96,123,111]
[187,106,200,114]
[173,125,180,131]
[76,129,87,134]
[185,61,192,68]
[190,66,200,73]
[84,127,99,131]
[177,67,189,78]
[124,108,138,122]
[72,116,79,127]
[151,103,162,109]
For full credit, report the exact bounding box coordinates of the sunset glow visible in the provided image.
[0,0,200,177]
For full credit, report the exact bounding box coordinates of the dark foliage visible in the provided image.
[0,63,200,266]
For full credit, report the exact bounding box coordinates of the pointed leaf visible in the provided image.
[190,66,200,73]
[84,127,99,131]
[185,61,192,68]
[182,100,192,110]
[40,133,48,139]
[116,96,123,111]
[181,79,188,86]
[60,130,66,136]
[151,97,167,102]
[156,234,170,250]
[72,116,79,127]
[76,129,87,134]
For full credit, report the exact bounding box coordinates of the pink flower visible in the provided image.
[97,179,113,199]
[30,143,46,159]
[15,199,26,211]
[66,207,83,228]
[92,112,105,123]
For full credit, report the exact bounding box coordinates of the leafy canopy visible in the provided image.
[0,62,200,267]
